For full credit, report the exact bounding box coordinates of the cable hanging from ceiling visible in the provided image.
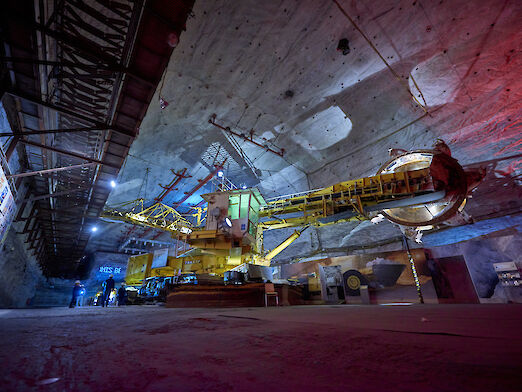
[137,167,150,201]
[332,0,428,113]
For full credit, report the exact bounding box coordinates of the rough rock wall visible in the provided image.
[32,278,75,307]
[350,230,521,302]
[268,213,521,302]
[428,233,522,300]
[358,229,522,302]
[0,225,43,308]
[31,252,129,306]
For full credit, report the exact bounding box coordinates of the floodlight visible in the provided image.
[223,217,232,228]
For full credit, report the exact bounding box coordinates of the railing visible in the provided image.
[263,188,323,205]
[210,175,238,192]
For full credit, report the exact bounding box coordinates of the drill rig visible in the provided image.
[101,142,484,280]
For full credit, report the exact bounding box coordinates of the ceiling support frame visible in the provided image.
[7,162,97,179]
[0,126,103,137]
[18,139,116,168]
[5,89,134,138]
[1,0,195,275]
[22,186,91,203]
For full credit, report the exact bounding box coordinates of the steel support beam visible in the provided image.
[17,224,40,234]
[209,115,285,157]
[25,217,83,224]
[17,203,37,228]
[1,56,113,73]
[22,186,91,203]
[172,162,226,208]
[29,238,43,250]
[155,168,190,203]
[6,6,121,64]
[37,173,89,186]
[4,136,20,161]
[26,235,42,244]
[7,162,97,179]
[14,189,30,222]
[28,223,40,242]
[0,126,104,137]
[1,42,154,87]
[37,241,46,259]
[5,89,134,138]
[18,139,118,168]
[38,203,87,213]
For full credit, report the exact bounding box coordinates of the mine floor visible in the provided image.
[1,304,521,392]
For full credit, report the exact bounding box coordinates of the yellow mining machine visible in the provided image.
[102,142,484,286]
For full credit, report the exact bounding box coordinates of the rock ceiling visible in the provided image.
[90,0,521,259]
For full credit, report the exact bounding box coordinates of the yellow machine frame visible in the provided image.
[102,198,192,232]
[114,166,439,283]
[259,168,432,230]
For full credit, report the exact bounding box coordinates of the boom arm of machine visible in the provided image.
[101,198,193,233]
[102,145,483,269]
[259,167,437,231]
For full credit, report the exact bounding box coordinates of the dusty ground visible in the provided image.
[1,304,521,392]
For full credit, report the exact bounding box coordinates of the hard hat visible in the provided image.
[75,280,81,284]
[109,274,114,278]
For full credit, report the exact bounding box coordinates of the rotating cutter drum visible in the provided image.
[376,150,468,227]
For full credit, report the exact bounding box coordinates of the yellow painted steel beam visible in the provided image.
[259,168,433,230]
[259,212,365,230]
[180,229,221,240]
[101,199,192,233]
[102,168,436,265]
[264,226,309,261]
